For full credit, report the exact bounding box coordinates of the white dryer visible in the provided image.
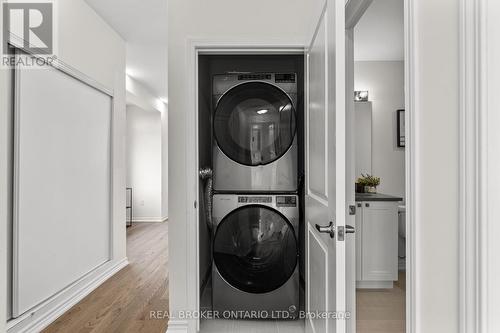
[212,73,298,192]
[212,194,300,319]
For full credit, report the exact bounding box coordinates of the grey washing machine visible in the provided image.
[212,73,298,192]
[212,194,299,319]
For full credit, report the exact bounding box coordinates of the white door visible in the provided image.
[305,1,348,333]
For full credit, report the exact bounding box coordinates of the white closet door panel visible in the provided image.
[13,64,112,317]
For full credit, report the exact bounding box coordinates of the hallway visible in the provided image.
[43,223,169,333]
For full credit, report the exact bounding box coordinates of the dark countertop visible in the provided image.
[355,193,403,202]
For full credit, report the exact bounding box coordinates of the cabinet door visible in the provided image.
[355,203,362,281]
[361,202,398,281]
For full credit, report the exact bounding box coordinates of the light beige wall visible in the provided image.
[413,0,459,332]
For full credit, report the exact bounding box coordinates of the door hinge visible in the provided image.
[349,205,356,215]
[194,200,197,209]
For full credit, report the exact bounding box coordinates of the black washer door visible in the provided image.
[213,205,298,294]
[214,82,296,166]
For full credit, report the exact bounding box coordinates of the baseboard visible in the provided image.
[7,258,129,333]
[132,216,168,223]
[166,320,189,333]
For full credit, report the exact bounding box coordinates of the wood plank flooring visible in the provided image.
[43,222,169,333]
[43,221,404,333]
[356,271,406,333]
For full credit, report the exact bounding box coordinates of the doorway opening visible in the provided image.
[347,0,407,332]
[196,53,306,332]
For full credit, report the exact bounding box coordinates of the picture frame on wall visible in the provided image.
[397,109,405,148]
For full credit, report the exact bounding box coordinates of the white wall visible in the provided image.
[126,75,167,113]
[354,61,405,199]
[1,0,126,331]
[413,0,459,332]
[126,106,163,221]
[167,1,318,331]
[125,74,168,220]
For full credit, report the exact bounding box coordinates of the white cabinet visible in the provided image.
[355,201,399,288]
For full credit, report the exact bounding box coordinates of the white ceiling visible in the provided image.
[85,0,168,99]
[354,0,404,61]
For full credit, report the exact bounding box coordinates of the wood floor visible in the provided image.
[43,222,169,333]
[356,271,406,333]
[42,222,404,333]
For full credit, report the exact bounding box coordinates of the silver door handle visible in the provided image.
[346,225,355,234]
[315,222,335,238]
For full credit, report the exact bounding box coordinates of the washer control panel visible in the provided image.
[238,196,272,204]
[275,73,296,83]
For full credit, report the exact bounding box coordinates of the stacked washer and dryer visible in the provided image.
[211,73,300,319]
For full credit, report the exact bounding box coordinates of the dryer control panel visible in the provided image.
[276,196,297,207]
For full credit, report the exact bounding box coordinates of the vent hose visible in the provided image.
[199,167,213,231]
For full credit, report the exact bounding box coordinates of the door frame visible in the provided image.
[459,0,491,331]
[184,40,306,332]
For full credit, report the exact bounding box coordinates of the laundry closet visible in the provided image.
[197,54,305,323]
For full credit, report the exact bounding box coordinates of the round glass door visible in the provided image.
[214,82,296,166]
[213,205,298,294]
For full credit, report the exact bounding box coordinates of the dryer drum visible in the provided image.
[213,205,298,294]
[213,82,297,167]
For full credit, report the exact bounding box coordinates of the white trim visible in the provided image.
[7,258,128,333]
[183,40,306,333]
[477,0,488,330]
[404,1,418,332]
[459,0,479,332]
[459,0,489,332]
[166,320,189,333]
[10,46,113,96]
[345,0,373,30]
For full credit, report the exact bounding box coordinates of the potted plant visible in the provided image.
[357,174,381,194]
